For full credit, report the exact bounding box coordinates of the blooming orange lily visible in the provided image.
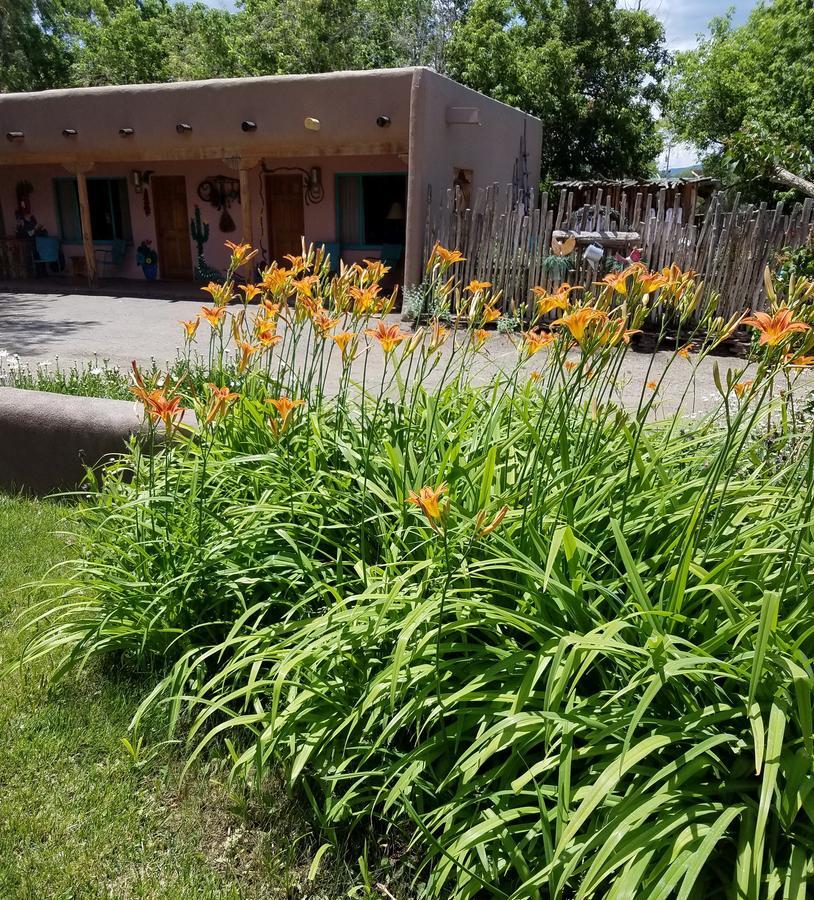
[225,241,259,269]
[522,328,555,356]
[365,321,410,354]
[180,317,200,340]
[331,331,356,358]
[204,383,239,424]
[256,321,282,348]
[551,307,608,345]
[407,483,448,528]
[239,283,262,304]
[201,281,232,306]
[200,305,227,328]
[471,328,489,350]
[677,342,696,359]
[267,395,305,435]
[427,243,465,271]
[475,505,508,537]
[733,380,754,399]
[465,279,492,294]
[235,339,259,373]
[741,307,810,347]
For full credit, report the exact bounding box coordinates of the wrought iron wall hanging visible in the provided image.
[197,176,241,233]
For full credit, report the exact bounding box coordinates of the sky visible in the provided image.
[199,0,757,169]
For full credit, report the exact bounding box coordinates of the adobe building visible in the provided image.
[0,67,542,289]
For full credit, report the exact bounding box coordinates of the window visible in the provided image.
[54,177,132,243]
[336,173,406,248]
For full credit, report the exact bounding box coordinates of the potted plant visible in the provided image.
[136,240,158,280]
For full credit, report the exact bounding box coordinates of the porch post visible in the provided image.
[237,157,262,247]
[75,167,97,286]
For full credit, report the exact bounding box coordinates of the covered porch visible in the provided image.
[0,154,408,288]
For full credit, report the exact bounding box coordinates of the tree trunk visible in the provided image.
[771,165,814,198]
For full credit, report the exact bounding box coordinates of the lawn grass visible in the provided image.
[0,493,351,900]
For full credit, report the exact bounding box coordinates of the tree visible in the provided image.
[445,0,668,182]
[667,1,814,198]
[0,0,74,92]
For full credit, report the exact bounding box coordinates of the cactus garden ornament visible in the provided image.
[190,205,220,281]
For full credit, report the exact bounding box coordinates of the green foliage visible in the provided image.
[15,248,814,896]
[667,1,814,197]
[445,0,668,180]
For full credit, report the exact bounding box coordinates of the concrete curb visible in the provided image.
[0,387,149,495]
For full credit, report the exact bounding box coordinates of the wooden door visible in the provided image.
[152,176,192,280]
[267,174,305,262]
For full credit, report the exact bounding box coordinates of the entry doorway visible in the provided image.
[152,176,193,280]
[266,174,305,263]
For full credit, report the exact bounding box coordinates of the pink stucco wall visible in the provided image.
[0,153,407,279]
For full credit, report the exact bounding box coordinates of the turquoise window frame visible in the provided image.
[335,172,407,251]
[52,176,132,245]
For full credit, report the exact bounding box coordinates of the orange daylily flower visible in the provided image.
[267,395,305,435]
[471,328,489,349]
[521,328,555,355]
[733,380,754,398]
[564,361,577,372]
[200,305,228,328]
[225,241,259,269]
[261,268,290,295]
[312,310,341,336]
[201,281,232,306]
[331,331,356,358]
[529,370,542,382]
[427,243,465,271]
[407,483,448,527]
[741,308,810,347]
[239,283,262,304]
[283,254,307,274]
[180,317,200,339]
[481,305,501,324]
[204,384,240,425]
[256,321,282,348]
[235,339,259,373]
[637,271,669,294]
[647,380,658,390]
[364,321,410,354]
[129,362,187,434]
[787,354,814,368]
[551,307,608,345]
[465,279,492,294]
[677,342,696,359]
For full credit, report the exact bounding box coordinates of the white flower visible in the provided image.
[0,350,8,359]
[37,360,50,368]
[90,367,102,376]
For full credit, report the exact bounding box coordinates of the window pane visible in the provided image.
[338,175,361,245]
[114,179,133,241]
[362,174,406,245]
[54,180,81,242]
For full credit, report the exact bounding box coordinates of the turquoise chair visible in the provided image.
[32,236,61,276]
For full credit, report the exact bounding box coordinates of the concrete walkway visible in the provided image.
[0,287,764,417]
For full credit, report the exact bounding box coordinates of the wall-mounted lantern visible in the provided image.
[304,117,320,132]
[132,170,143,193]
[376,116,391,128]
[176,122,192,134]
[62,128,78,137]
[241,120,257,132]
[6,131,24,142]
[119,127,135,137]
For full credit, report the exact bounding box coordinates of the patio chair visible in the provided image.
[95,238,127,277]
[32,236,61,276]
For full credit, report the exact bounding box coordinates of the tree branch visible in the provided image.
[770,165,814,198]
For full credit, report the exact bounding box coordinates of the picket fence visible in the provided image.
[422,184,814,320]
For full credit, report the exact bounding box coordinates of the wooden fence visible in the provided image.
[423,185,814,319]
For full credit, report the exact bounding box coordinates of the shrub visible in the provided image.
[17,244,814,897]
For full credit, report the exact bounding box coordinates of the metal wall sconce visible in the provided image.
[263,163,324,205]
[304,117,320,132]
[119,127,135,137]
[241,120,257,132]
[376,116,391,128]
[62,128,78,137]
[132,170,143,192]
[176,122,192,134]
[6,131,24,142]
